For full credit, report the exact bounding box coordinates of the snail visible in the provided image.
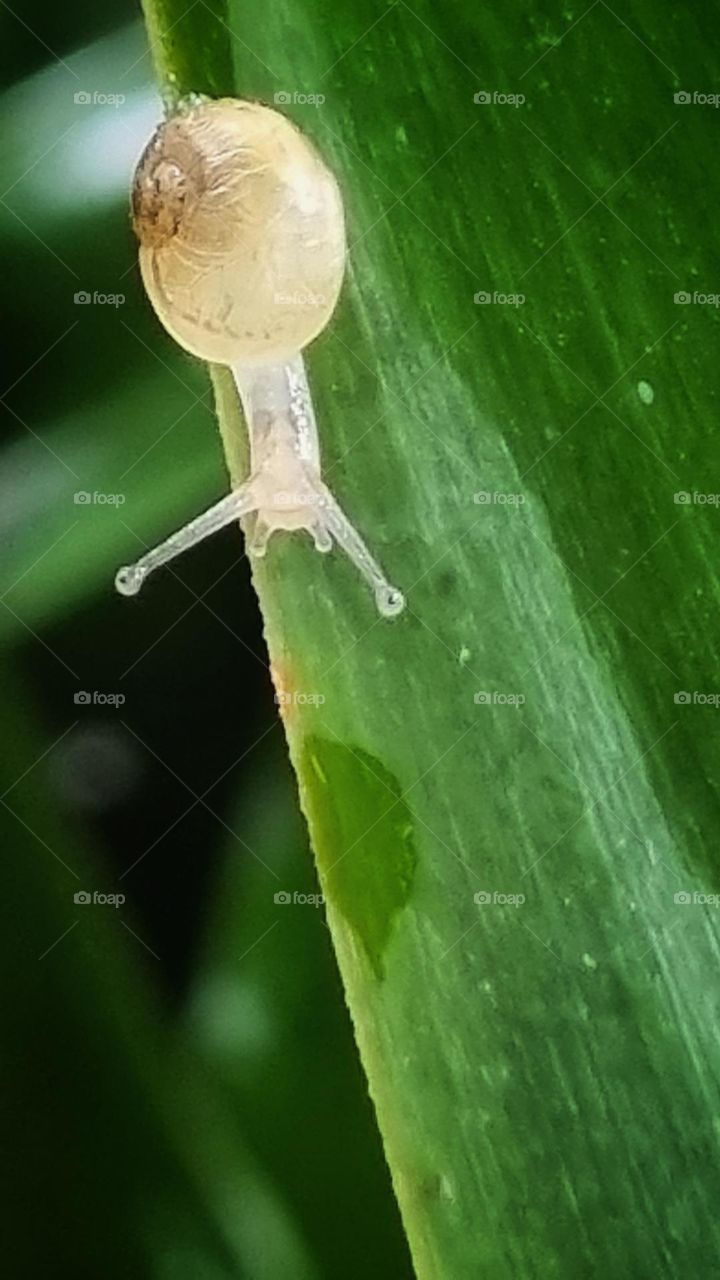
[115,97,405,618]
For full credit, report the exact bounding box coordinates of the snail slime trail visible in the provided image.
[117,98,405,619]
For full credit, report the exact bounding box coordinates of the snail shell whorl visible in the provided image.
[131,99,346,366]
[132,129,200,249]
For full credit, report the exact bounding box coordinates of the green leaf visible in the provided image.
[135,3,720,1276]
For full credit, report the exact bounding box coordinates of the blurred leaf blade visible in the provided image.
[183,736,414,1278]
[0,667,320,1280]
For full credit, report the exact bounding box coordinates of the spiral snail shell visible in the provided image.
[131,98,346,366]
[115,98,404,618]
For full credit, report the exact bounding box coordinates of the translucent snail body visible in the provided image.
[116,98,404,618]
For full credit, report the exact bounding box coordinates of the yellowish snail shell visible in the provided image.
[115,98,405,618]
[131,98,346,365]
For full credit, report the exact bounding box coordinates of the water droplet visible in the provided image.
[637,379,655,406]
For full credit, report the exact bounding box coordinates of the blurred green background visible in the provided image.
[0,5,413,1276]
